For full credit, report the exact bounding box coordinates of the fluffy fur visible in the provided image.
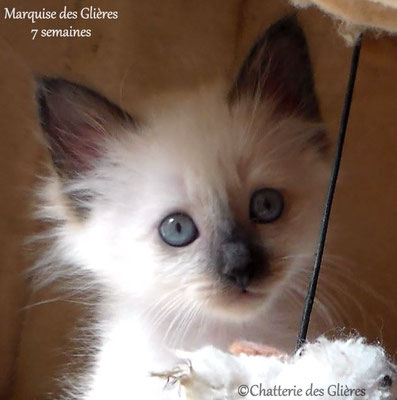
[33,17,335,399]
[154,337,397,399]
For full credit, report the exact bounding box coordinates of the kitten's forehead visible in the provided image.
[140,88,316,190]
[102,86,324,220]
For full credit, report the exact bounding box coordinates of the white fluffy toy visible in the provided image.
[152,337,396,400]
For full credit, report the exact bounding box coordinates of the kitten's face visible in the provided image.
[36,17,328,321]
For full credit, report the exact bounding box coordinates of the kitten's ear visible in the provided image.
[36,77,135,178]
[230,15,320,121]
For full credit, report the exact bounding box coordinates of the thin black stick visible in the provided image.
[296,34,363,350]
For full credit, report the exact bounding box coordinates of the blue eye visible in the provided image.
[250,188,284,223]
[159,213,199,247]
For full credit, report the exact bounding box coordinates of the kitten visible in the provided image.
[34,16,329,399]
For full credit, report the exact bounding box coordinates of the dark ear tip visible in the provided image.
[34,76,60,109]
[34,76,69,96]
[35,75,49,86]
[34,76,53,129]
[273,14,299,27]
[34,77,79,127]
[34,75,47,100]
[266,14,305,42]
[35,76,73,130]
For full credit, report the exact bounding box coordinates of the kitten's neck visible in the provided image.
[96,292,297,353]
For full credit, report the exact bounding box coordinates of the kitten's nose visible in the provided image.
[220,241,254,290]
[222,263,251,289]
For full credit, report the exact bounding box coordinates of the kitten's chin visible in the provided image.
[199,288,269,321]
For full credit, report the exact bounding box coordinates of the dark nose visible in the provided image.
[219,241,254,290]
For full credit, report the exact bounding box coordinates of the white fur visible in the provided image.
[154,337,396,400]
[34,84,332,399]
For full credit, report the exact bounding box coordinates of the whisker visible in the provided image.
[22,297,97,310]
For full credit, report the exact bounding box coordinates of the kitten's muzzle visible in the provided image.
[218,234,267,290]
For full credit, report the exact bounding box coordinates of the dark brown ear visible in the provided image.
[36,77,135,178]
[230,15,321,121]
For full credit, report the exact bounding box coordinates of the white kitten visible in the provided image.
[34,16,330,399]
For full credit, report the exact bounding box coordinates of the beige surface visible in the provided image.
[0,0,396,398]
[292,0,397,36]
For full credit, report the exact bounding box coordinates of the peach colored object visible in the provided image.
[229,341,285,357]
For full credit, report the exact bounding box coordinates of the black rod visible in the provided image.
[296,34,363,350]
